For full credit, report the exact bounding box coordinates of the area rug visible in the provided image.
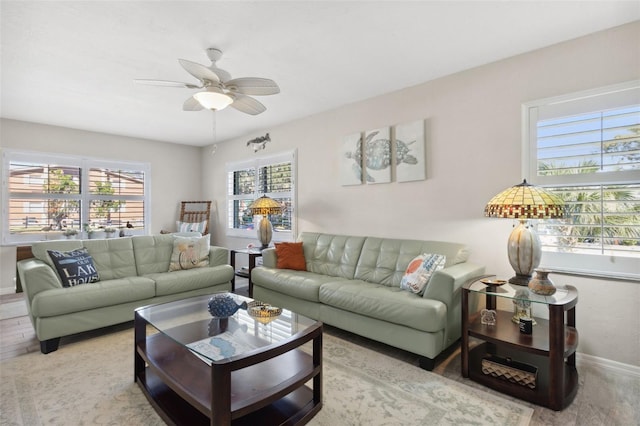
[0,328,532,426]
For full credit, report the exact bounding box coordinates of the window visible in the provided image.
[523,81,640,279]
[2,150,150,244]
[226,151,296,241]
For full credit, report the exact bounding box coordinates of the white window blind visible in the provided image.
[2,150,150,244]
[523,81,640,280]
[226,151,296,241]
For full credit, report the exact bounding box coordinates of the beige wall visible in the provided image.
[0,119,203,292]
[203,22,640,366]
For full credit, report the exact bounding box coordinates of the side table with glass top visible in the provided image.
[461,277,579,411]
[230,249,263,297]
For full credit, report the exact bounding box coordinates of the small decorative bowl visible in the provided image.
[247,300,269,310]
[248,302,282,323]
[480,279,507,286]
[249,305,283,318]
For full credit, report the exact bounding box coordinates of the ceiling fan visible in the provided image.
[134,48,279,115]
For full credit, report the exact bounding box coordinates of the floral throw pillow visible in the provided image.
[400,253,446,295]
[168,236,210,271]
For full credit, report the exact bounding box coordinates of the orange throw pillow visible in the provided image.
[275,242,307,271]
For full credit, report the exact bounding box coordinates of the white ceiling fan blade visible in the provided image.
[134,79,201,89]
[225,78,280,96]
[230,94,266,115]
[211,66,232,83]
[178,59,220,83]
[183,96,204,111]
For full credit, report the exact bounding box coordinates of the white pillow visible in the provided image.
[172,231,202,237]
[400,253,446,295]
[176,220,207,234]
[168,235,210,271]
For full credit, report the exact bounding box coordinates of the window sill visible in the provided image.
[540,266,639,283]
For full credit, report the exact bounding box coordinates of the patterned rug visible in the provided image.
[0,328,532,425]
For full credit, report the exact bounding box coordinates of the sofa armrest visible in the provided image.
[17,258,63,304]
[422,261,485,347]
[260,247,277,268]
[422,262,485,306]
[208,246,230,267]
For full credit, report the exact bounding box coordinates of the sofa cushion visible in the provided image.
[275,242,307,271]
[251,267,349,303]
[354,237,468,287]
[47,248,100,287]
[319,280,447,332]
[83,238,137,280]
[168,235,210,271]
[400,253,446,295]
[32,240,84,267]
[148,265,234,297]
[132,235,175,275]
[31,276,156,317]
[300,233,366,279]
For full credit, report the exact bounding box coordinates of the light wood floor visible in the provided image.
[1,280,638,425]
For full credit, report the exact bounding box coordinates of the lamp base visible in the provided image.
[507,220,541,287]
[508,274,532,286]
[257,217,273,250]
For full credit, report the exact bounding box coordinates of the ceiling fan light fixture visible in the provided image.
[193,87,233,111]
[136,48,277,115]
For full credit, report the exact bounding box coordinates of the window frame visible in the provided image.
[225,150,296,242]
[1,149,151,245]
[522,80,640,281]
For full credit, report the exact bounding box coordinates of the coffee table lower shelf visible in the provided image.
[135,329,322,425]
[138,369,318,426]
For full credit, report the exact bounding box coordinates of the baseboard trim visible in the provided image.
[0,287,17,296]
[577,352,640,378]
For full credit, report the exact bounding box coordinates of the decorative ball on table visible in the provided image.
[207,294,247,318]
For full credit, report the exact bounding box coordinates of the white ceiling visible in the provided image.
[1,1,639,147]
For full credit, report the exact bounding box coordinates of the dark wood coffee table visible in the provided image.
[134,293,322,425]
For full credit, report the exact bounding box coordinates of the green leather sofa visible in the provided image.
[252,232,485,370]
[17,235,233,354]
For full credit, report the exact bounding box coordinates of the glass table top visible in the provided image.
[136,292,319,363]
[466,277,577,306]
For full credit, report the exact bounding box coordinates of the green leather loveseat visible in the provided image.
[17,235,233,354]
[252,232,485,370]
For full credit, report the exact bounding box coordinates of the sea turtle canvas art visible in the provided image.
[341,120,425,185]
[395,120,425,182]
[362,127,392,183]
[341,132,363,186]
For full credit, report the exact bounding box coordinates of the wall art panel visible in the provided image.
[395,119,425,182]
[341,132,363,186]
[363,127,391,184]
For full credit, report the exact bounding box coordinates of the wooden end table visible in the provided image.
[461,277,578,411]
[230,249,263,297]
